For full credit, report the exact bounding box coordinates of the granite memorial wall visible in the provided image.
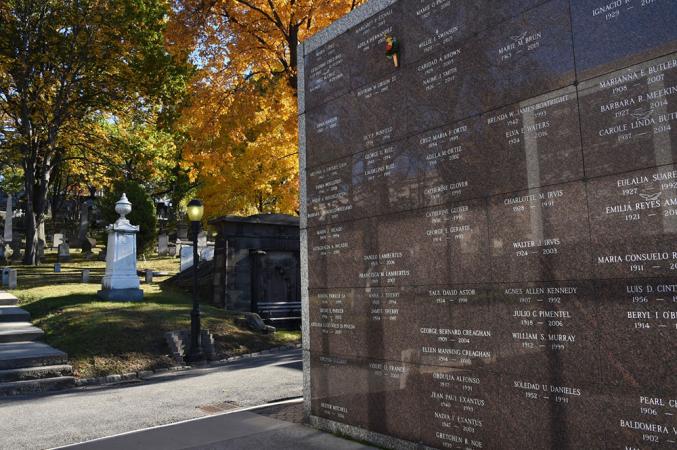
[299,0,677,448]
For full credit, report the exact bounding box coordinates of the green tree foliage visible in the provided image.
[0,0,189,264]
[100,181,158,256]
[0,166,23,194]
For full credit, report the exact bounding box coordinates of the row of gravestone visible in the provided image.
[0,229,211,264]
[0,239,84,264]
[178,241,215,272]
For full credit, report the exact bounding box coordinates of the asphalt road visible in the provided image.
[0,350,303,450]
[58,402,374,450]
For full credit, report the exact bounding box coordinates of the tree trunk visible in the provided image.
[22,160,50,266]
[288,27,299,92]
[23,207,38,266]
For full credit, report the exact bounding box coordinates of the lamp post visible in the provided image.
[186,199,205,363]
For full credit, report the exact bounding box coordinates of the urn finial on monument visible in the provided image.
[116,193,132,220]
[97,193,144,302]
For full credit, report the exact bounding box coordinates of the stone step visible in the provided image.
[0,376,75,397]
[0,342,68,370]
[0,364,72,382]
[0,292,18,306]
[0,322,44,343]
[0,306,30,323]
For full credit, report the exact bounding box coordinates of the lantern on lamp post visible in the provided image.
[187,199,205,363]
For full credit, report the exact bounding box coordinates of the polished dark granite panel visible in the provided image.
[359,287,418,362]
[498,377,607,449]
[399,0,552,68]
[483,86,584,194]
[470,0,575,113]
[308,218,379,289]
[309,287,419,362]
[348,3,406,89]
[602,385,677,449]
[352,139,426,218]
[579,53,677,178]
[488,182,592,282]
[399,0,485,64]
[310,199,490,288]
[305,34,353,111]
[306,156,354,226]
[364,359,421,442]
[587,166,677,279]
[572,0,677,80]
[306,94,356,168]
[413,116,489,205]
[310,354,370,427]
[354,73,409,150]
[309,289,363,358]
[595,278,677,392]
[357,227,416,289]
[379,199,491,285]
[304,0,677,447]
[405,43,482,135]
[493,281,600,385]
[480,0,552,27]
[310,355,421,443]
[415,286,496,369]
[418,366,501,450]
[307,140,427,227]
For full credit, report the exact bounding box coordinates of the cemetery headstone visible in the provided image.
[97,194,143,302]
[82,269,90,283]
[9,241,21,262]
[177,223,188,240]
[299,1,677,449]
[52,233,64,249]
[158,233,169,256]
[37,222,46,258]
[145,269,153,284]
[77,202,90,245]
[2,244,12,263]
[37,239,45,260]
[3,194,12,243]
[197,231,207,250]
[57,242,71,262]
[81,237,96,258]
[200,246,214,262]
[7,269,16,289]
[179,246,193,272]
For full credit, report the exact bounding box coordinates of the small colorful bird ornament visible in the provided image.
[385,35,400,68]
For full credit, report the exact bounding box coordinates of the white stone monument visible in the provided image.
[179,246,193,272]
[52,233,64,249]
[3,194,12,242]
[97,194,143,302]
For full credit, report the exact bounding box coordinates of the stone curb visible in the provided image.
[73,343,302,387]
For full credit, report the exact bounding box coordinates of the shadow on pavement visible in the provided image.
[1,349,302,405]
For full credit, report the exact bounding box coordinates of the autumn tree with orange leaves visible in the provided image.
[168,0,364,218]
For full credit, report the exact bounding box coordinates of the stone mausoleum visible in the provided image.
[211,214,300,316]
[299,0,677,449]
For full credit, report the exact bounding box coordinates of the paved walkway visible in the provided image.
[0,350,303,450]
[57,400,374,450]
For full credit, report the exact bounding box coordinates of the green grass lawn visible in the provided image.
[5,249,300,378]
